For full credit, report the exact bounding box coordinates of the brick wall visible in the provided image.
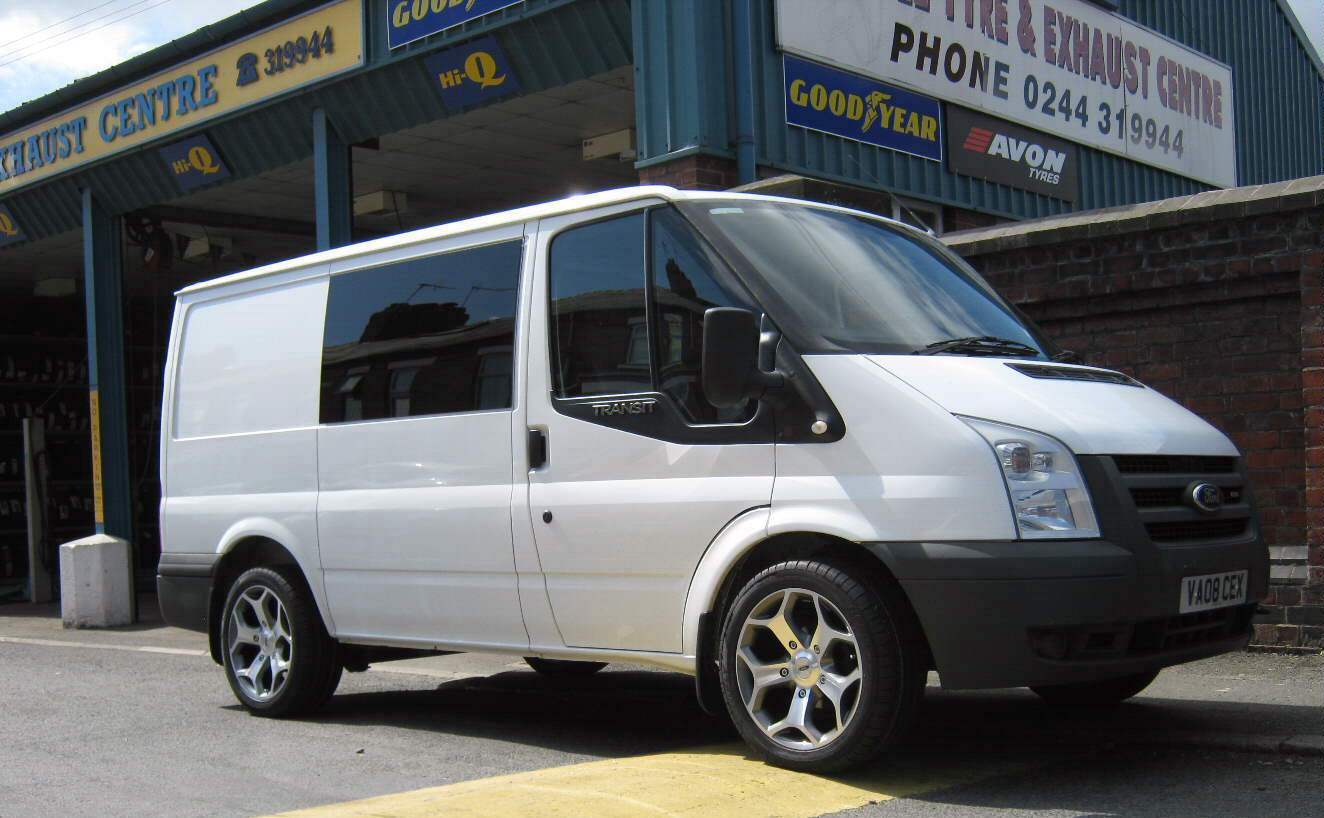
[637,155,741,191]
[946,181,1324,650]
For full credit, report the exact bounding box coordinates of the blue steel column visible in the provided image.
[732,0,756,185]
[312,107,352,251]
[81,188,136,617]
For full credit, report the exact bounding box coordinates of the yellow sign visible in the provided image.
[89,389,104,526]
[0,0,363,196]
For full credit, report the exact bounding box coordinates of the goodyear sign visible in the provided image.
[0,0,362,198]
[0,203,24,248]
[423,36,519,109]
[158,134,231,190]
[389,0,523,49]
[784,55,941,162]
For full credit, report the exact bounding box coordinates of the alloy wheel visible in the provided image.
[734,587,862,750]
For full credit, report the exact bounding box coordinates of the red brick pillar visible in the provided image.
[1302,244,1324,648]
[638,155,739,190]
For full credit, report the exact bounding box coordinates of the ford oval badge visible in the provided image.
[1190,483,1223,513]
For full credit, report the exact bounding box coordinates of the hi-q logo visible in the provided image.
[424,36,519,109]
[0,205,24,244]
[171,145,222,177]
[962,126,1068,184]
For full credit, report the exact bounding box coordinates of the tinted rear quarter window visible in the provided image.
[320,240,522,423]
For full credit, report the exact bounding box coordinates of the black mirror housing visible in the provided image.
[702,307,781,408]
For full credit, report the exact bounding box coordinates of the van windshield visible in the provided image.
[683,200,1050,357]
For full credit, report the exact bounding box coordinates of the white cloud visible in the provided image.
[0,0,257,114]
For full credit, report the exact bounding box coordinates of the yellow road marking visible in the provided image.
[263,743,1032,818]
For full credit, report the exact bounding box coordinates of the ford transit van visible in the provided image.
[157,186,1266,771]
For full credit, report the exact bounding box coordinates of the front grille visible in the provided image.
[1130,487,1185,507]
[1146,519,1249,542]
[1108,454,1251,545]
[1113,455,1238,474]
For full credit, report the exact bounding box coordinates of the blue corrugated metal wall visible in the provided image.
[633,0,730,163]
[633,0,1323,220]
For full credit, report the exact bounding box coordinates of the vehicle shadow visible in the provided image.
[300,668,739,758]
[915,687,1324,751]
[300,668,1324,758]
[232,670,1324,814]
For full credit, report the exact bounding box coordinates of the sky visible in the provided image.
[0,0,1321,116]
[0,0,259,115]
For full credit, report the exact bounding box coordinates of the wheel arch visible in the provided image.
[687,528,934,715]
[208,535,326,665]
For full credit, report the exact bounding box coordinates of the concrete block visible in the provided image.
[60,534,132,629]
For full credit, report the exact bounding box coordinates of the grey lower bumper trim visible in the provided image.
[156,552,221,578]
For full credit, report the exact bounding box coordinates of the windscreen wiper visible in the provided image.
[915,336,1041,357]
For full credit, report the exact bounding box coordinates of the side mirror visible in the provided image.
[702,307,782,408]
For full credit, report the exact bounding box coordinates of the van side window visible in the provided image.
[548,212,650,397]
[649,207,753,423]
[549,208,751,423]
[320,240,522,423]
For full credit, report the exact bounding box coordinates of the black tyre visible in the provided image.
[718,559,925,772]
[1030,669,1159,706]
[523,657,608,676]
[220,566,342,717]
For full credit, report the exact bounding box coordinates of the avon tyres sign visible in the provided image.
[388,0,523,48]
[784,55,942,162]
[947,106,1078,200]
[423,36,520,109]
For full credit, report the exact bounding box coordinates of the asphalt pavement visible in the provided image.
[2,593,1320,759]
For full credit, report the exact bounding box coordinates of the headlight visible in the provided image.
[960,417,1100,540]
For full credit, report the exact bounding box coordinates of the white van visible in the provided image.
[157,186,1266,771]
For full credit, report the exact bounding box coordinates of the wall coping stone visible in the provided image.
[944,175,1324,256]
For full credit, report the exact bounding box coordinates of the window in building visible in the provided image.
[891,196,944,235]
[320,240,522,423]
[475,346,513,410]
[335,368,368,421]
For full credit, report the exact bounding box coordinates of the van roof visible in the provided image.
[174,185,839,296]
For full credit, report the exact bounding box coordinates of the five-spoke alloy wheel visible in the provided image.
[220,567,342,716]
[732,587,863,750]
[227,583,294,702]
[718,559,924,772]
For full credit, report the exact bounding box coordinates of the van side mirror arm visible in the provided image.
[701,307,784,409]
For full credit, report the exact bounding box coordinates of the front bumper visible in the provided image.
[866,454,1268,690]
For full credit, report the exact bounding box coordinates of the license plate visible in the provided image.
[1179,570,1248,614]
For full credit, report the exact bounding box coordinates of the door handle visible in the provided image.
[528,428,547,469]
